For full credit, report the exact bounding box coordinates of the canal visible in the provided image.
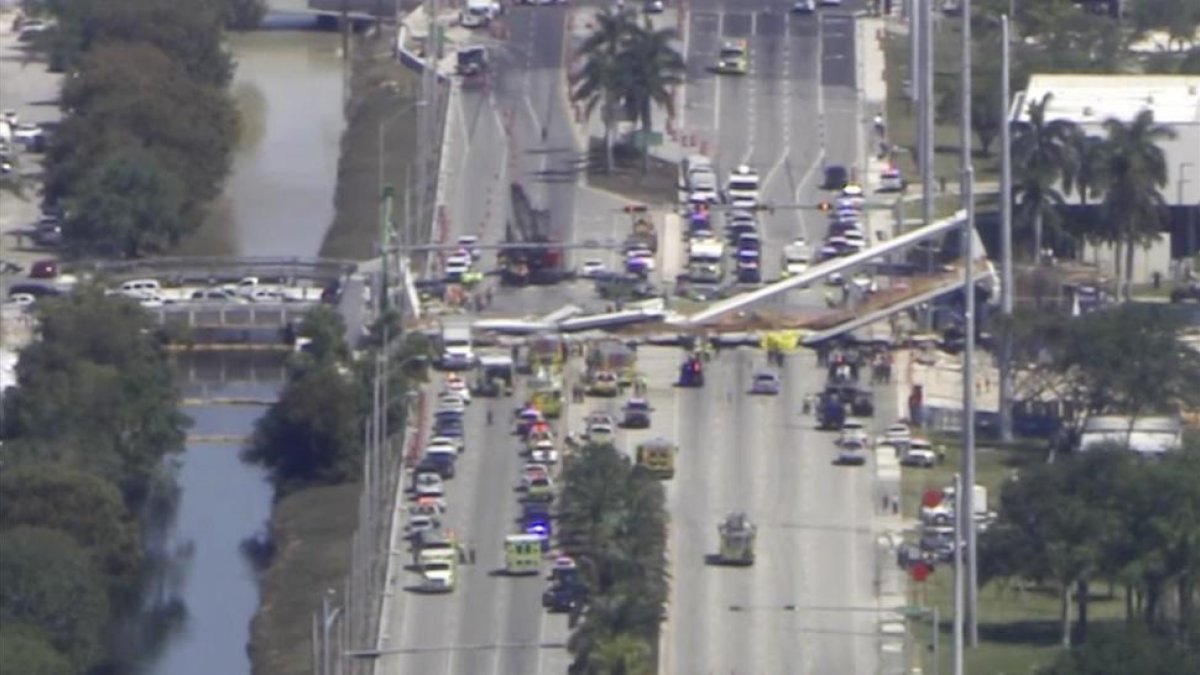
[136,20,347,675]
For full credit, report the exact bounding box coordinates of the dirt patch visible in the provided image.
[249,482,361,675]
[320,38,423,260]
[585,140,677,207]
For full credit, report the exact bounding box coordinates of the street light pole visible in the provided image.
[999,14,1014,443]
[1181,163,1196,273]
[920,0,934,231]
[952,473,965,675]
[379,99,427,312]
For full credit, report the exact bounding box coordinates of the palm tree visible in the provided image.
[1097,110,1176,299]
[617,19,685,173]
[571,9,635,174]
[1011,93,1079,261]
[1061,131,1113,264]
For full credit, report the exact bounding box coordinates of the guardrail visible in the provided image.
[147,302,317,328]
[84,256,358,284]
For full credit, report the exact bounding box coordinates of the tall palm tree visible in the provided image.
[1011,93,1079,261]
[1062,131,1111,261]
[1098,109,1176,299]
[571,9,635,174]
[618,20,685,173]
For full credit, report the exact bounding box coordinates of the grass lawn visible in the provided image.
[895,434,1126,674]
[882,27,999,192]
[321,42,423,260]
[249,482,361,675]
[586,140,678,206]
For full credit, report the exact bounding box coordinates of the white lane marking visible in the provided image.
[713,12,723,159]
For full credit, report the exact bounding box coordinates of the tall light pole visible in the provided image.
[1181,162,1196,272]
[379,99,428,312]
[920,0,934,231]
[999,15,1015,443]
[952,473,965,675]
[958,0,979,648]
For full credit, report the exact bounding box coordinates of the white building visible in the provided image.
[1011,75,1200,282]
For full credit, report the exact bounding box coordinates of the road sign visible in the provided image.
[910,561,932,583]
[921,488,942,508]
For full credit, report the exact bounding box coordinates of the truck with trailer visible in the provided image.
[499,183,567,286]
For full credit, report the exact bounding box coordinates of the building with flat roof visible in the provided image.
[1011,75,1200,277]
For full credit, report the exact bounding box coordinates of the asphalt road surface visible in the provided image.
[684,0,865,283]
[378,2,884,672]
[376,8,607,674]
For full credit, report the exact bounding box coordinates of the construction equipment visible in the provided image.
[716,512,756,566]
[529,369,564,418]
[500,183,567,286]
[456,46,489,89]
[636,437,677,479]
[623,204,658,254]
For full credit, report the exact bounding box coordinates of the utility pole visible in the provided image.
[952,473,965,675]
[999,15,1014,443]
[958,0,979,648]
[919,0,934,230]
[379,186,394,313]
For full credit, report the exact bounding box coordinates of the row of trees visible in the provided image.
[23,0,253,257]
[571,9,685,173]
[245,308,427,496]
[559,443,669,674]
[0,291,190,673]
[983,444,1200,653]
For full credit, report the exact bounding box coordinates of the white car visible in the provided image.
[531,439,559,464]
[836,442,868,466]
[414,472,445,498]
[884,423,912,444]
[427,436,462,456]
[793,0,815,12]
[836,196,865,210]
[842,230,867,251]
[405,514,439,538]
[842,182,864,197]
[7,293,35,307]
[247,288,286,303]
[437,392,467,414]
[444,375,471,403]
[838,421,868,447]
[902,438,938,468]
[626,250,656,272]
[446,253,471,268]
[586,421,615,444]
[522,463,550,489]
[456,235,482,260]
[579,259,608,278]
[820,0,843,5]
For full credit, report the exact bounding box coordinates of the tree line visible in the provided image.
[559,442,669,674]
[0,291,190,674]
[571,9,685,174]
[983,443,1200,664]
[244,308,428,497]
[21,0,263,258]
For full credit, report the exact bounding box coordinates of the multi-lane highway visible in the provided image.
[684,0,864,281]
[378,1,887,673]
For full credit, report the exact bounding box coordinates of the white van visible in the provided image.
[726,165,760,207]
[460,0,498,28]
[119,279,161,300]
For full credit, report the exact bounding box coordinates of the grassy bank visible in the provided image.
[249,482,361,675]
[586,140,677,206]
[320,39,422,260]
[897,435,1106,673]
[882,27,999,189]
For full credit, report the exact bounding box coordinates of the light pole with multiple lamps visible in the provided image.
[378,98,428,313]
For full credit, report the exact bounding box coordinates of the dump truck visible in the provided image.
[636,437,677,479]
[716,512,756,566]
[622,204,658,254]
[500,183,567,285]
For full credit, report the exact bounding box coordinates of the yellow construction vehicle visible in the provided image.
[635,437,677,479]
[716,512,756,566]
[529,367,563,418]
